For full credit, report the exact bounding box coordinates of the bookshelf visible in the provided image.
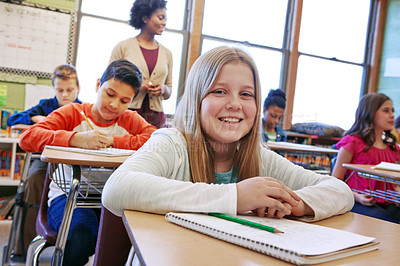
[0,137,20,186]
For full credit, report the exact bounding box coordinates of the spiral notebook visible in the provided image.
[165,212,379,265]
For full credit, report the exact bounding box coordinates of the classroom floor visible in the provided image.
[0,221,93,265]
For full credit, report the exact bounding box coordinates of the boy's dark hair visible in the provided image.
[100,59,143,96]
[263,89,286,110]
[52,64,79,87]
[129,0,167,29]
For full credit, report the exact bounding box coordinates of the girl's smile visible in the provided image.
[200,61,257,147]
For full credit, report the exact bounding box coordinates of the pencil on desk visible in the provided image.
[208,213,284,234]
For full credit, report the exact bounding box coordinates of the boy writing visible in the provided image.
[7,64,81,258]
[19,59,156,265]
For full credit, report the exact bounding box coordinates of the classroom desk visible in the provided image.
[266,141,338,174]
[40,147,130,265]
[343,163,400,203]
[122,211,399,266]
[266,141,338,154]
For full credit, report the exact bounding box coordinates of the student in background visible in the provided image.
[20,59,156,265]
[332,93,400,223]
[102,46,353,224]
[261,89,287,142]
[7,64,81,258]
[109,0,172,128]
[8,64,81,126]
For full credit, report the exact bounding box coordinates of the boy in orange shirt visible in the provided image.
[20,59,156,265]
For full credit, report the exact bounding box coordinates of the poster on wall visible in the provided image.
[0,2,73,79]
[25,84,54,110]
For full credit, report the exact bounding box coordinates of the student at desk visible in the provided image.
[19,59,156,266]
[332,93,400,223]
[103,46,353,224]
[7,64,82,257]
[261,88,287,142]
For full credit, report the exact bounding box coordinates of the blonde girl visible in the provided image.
[103,46,353,221]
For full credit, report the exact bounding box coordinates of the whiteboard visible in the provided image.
[0,2,74,79]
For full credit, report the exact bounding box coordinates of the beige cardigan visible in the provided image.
[109,37,173,112]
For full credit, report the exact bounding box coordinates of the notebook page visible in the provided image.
[372,162,400,172]
[45,145,135,157]
[166,213,375,256]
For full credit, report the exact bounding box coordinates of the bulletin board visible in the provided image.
[0,2,75,79]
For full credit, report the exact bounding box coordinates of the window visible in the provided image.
[201,0,374,130]
[201,0,289,104]
[293,0,372,129]
[75,0,189,115]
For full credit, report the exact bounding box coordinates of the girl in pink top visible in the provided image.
[332,93,400,223]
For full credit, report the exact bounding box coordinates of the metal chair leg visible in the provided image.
[25,235,46,266]
[51,165,81,266]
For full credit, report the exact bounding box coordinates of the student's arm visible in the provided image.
[102,129,238,217]
[19,104,79,152]
[331,147,353,181]
[7,104,45,126]
[31,115,46,123]
[332,147,377,206]
[7,98,56,126]
[112,112,157,150]
[260,148,354,221]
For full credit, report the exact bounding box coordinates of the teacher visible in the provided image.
[109,0,172,128]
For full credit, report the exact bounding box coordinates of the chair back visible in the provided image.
[93,207,131,266]
[36,163,58,244]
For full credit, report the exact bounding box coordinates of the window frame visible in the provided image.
[72,0,192,114]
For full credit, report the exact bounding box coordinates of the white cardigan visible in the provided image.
[102,128,354,221]
[109,37,173,112]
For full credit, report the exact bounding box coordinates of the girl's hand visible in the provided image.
[354,192,376,206]
[290,199,314,217]
[236,177,301,218]
[69,130,113,149]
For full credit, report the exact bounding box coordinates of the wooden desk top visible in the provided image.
[343,163,400,181]
[123,211,400,266]
[266,141,338,154]
[40,147,128,167]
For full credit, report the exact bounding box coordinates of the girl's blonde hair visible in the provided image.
[173,45,261,183]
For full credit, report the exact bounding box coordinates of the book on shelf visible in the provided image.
[165,212,379,265]
[0,196,15,220]
[0,195,15,220]
[45,145,136,157]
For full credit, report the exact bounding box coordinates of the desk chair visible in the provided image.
[93,207,131,266]
[25,163,81,266]
[25,163,58,265]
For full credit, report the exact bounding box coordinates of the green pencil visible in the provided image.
[208,213,284,234]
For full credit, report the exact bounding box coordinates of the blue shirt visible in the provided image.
[262,126,287,142]
[7,97,82,126]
